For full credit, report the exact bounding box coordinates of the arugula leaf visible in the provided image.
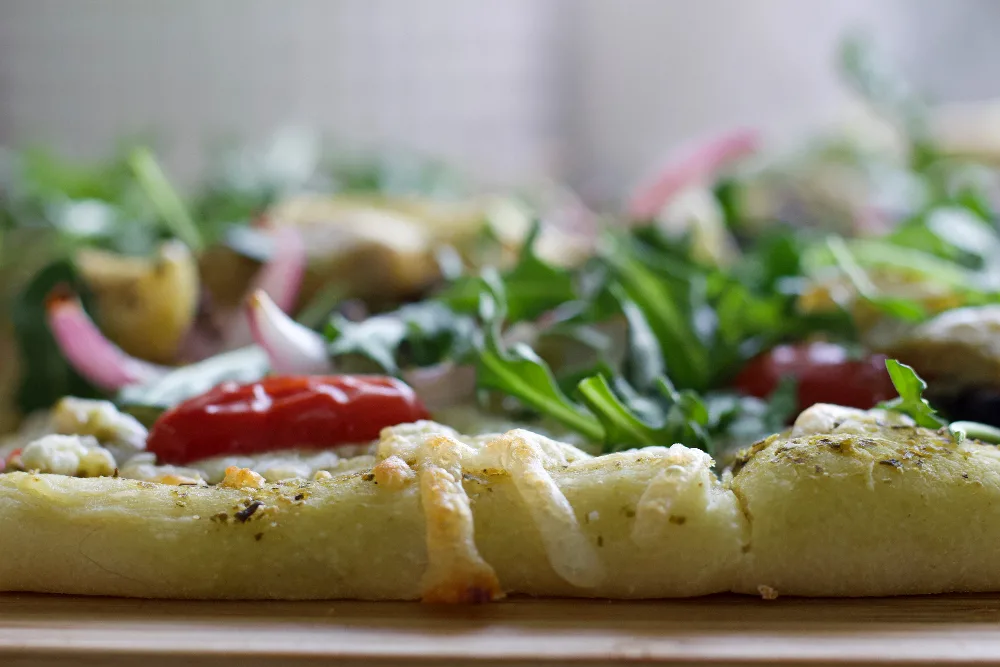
[949,421,1000,446]
[610,284,664,391]
[878,359,946,428]
[825,236,928,322]
[474,273,604,442]
[703,379,797,453]
[326,301,475,375]
[655,376,713,452]
[440,220,576,322]
[478,340,604,443]
[603,235,709,390]
[575,375,663,448]
[879,359,1000,446]
[128,147,204,252]
[118,346,269,411]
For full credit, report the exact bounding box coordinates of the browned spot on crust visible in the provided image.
[373,455,414,490]
[422,571,504,604]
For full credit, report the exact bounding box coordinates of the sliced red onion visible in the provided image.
[402,363,477,410]
[46,287,168,390]
[223,226,308,348]
[247,289,332,375]
[627,128,760,221]
[251,226,307,313]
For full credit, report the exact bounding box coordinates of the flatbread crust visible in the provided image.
[4,406,1000,601]
[734,411,1000,597]
[0,429,746,600]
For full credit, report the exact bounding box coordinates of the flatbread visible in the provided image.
[0,427,746,600]
[733,405,1000,597]
[3,405,999,601]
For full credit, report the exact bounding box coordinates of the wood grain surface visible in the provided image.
[3,593,1000,666]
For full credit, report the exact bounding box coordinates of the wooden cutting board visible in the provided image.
[3,593,1000,666]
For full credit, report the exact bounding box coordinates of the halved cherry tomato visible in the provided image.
[733,341,896,414]
[147,375,430,464]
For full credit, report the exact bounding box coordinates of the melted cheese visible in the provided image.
[487,430,605,588]
[416,434,503,603]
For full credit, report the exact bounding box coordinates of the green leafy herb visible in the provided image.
[878,359,946,428]
[825,236,927,322]
[440,220,576,322]
[475,279,604,443]
[576,375,665,448]
[704,378,798,453]
[118,346,269,412]
[949,421,1000,446]
[603,235,709,390]
[326,302,476,375]
[610,284,664,391]
[128,147,204,252]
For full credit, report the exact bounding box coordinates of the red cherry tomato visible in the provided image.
[147,375,430,464]
[733,342,896,414]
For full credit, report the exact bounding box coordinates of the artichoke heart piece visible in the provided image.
[75,241,200,364]
[883,306,1000,392]
[266,194,512,303]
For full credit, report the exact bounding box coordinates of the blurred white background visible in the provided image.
[1,0,997,199]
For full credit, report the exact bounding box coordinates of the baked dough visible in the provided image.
[734,404,1000,596]
[3,405,999,601]
[0,424,747,600]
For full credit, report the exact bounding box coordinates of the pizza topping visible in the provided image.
[734,342,898,414]
[117,453,206,486]
[146,375,431,464]
[377,422,603,592]
[416,434,503,603]
[44,286,169,391]
[51,397,148,456]
[220,466,266,490]
[488,430,605,589]
[377,420,491,464]
[373,455,415,490]
[247,289,331,375]
[631,446,710,538]
[19,434,117,477]
[791,403,914,438]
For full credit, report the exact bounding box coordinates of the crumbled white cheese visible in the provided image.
[119,452,206,486]
[257,459,312,483]
[791,403,914,438]
[20,434,117,477]
[52,397,147,453]
[191,447,370,484]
